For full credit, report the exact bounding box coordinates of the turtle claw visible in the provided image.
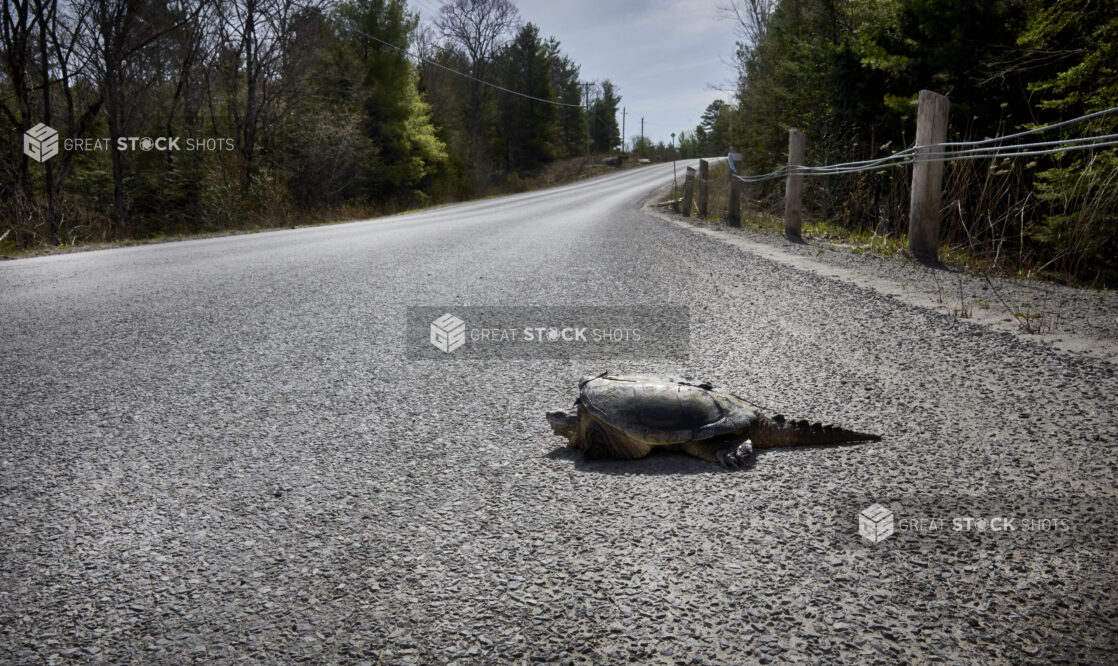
[716,450,737,469]
[717,439,753,470]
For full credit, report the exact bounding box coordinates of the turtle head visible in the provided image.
[546,409,579,442]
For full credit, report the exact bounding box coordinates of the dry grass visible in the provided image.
[0,154,653,260]
[666,158,1116,287]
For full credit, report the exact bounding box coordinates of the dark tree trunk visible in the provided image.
[107,71,128,238]
[2,0,35,243]
[36,0,58,244]
[241,0,257,192]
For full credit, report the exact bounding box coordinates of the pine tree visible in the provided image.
[497,23,558,173]
[589,80,620,152]
[340,0,448,202]
[696,100,732,156]
[547,41,585,158]
[1019,0,1118,282]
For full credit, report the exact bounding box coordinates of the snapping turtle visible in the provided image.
[546,373,881,469]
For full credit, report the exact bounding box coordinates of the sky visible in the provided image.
[408,0,742,147]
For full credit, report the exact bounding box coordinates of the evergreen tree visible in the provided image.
[496,23,558,173]
[1018,0,1118,281]
[589,80,620,152]
[0,0,602,246]
[547,41,585,158]
[340,0,448,202]
[721,0,1116,282]
[696,100,732,156]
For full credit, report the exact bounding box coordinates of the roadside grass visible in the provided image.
[0,202,387,259]
[1,153,652,260]
[660,159,1108,334]
[662,160,1105,289]
[518,153,646,190]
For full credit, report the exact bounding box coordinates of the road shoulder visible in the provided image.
[644,199,1118,364]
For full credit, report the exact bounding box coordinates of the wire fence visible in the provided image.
[729,106,1118,184]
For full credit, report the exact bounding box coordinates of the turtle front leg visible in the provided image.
[683,435,754,470]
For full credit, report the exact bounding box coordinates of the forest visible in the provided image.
[674,0,1116,286]
[1,0,622,249]
[4,1,1115,286]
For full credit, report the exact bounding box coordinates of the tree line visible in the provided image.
[681,0,1116,285]
[0,0,624,247]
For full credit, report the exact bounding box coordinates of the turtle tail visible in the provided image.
[749,414,881,449]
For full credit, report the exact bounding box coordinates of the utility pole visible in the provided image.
[671,132,677,193]
[583,81,591,160]
[621,107,626,152]
[640,117,645,156]
[668,131,679,211]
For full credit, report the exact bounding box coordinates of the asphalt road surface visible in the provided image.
[2,163,1116,664]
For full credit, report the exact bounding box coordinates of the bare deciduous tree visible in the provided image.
[216,0,321,190]
[436,0,519,170]
[79,0,204,236]
[1,0,39,222]
[721,0,776,52]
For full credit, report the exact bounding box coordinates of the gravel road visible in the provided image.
[2,162,1116,664]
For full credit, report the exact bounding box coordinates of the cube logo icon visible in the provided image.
[859,503,894,543]
[24,123,60,163]
[430,313,466,353]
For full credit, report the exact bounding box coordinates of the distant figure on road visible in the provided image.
[728,147,741,174]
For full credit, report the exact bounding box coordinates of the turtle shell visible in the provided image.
[578,373,760,445]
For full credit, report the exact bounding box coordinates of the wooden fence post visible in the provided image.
[727,171,741,227]
[681,167,696,216]
[784,129,805,240]
[908,89,950,262]
[698,159,710,217]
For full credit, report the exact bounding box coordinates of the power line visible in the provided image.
[340,22,584,109]
[410,0,444,17]
[412,0,447,24]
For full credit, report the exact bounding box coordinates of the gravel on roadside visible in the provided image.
[648,201,1118,364]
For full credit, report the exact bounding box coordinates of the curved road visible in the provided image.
[2,163,1115,663]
